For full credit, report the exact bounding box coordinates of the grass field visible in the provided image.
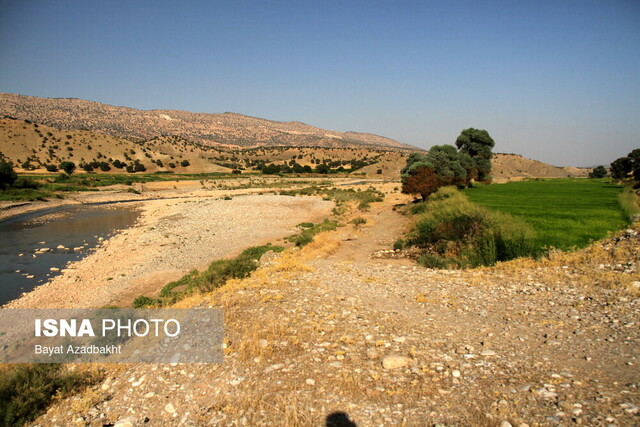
[465,179,628,252]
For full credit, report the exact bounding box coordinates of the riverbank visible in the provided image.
[4,193,334,308]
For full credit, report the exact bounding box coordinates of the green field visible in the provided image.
[464,179,628,252]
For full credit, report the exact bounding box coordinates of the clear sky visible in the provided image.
[1,0,638,166]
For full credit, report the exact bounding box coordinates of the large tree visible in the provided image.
[401,145,474,199]
[455,128,495,182]
[610,157,633,180]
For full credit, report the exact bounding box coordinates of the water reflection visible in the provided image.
[0,205,140,305]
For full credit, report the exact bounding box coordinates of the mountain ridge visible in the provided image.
[0,93,413,150]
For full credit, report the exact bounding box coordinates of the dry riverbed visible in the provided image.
[5,194,333,308]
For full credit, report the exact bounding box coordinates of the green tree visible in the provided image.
[610,157,633,180]
[401,145,475,199]
[315,163,330,174]
[58,161,76,175]
[588,165,607,178]
[455,128,495,182]
[0,160,18,189]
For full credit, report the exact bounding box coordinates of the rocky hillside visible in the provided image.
[0,117,408,176]
[0,93,412,150]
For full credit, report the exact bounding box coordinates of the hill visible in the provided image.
[492,153,589,181]
[0,93,412,150]
[0,117,408,176]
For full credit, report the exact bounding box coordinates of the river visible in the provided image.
[0,205,141,305]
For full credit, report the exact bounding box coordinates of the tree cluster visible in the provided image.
[401,128,495,199]
[610,149,640,185]
[589,165,607,178]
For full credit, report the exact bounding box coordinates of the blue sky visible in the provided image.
[1,0,638,166]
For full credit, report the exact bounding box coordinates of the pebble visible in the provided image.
[114,418,135,427]
[536,387,558,399]
[451,369,461,378]
[164,403,176,414]
[382,354,409,370]
[306,378,316,386]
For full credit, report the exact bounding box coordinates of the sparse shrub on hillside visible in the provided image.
[180,159,190,167]
[350,217,367,226]
[45,164,58,172]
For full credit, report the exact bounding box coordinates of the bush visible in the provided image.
[132,296,158,308]
[350,217,367,226]
[407,188,535,267]
[418,253,452,269]
[58,161,76,175]
[0,364,89,426]
[393,239,405,250]
[0,160,17,189]
[134,244,284,305]
[618,187,640,219]
[288,219,340,246]
[12,177,40,190]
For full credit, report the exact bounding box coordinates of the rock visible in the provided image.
[56,244,65,249]
[306,378,316,386]
[131,375,145,387]
[481,350,497,356]
[73,247,83,252]
[264,363,284,373]
[144,392,155,398]
[452,369,461,378]
[382,354,409,370]
[536,387,558,399]
[621,402,639,414]
[164,403,176,414]
[500,421,513,427]
[114,418,136,427]
[50,267,60,272]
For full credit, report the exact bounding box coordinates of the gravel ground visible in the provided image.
[33,196,640,426]
[5,194,333,309]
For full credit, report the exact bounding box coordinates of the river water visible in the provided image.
[0,205,141,305]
